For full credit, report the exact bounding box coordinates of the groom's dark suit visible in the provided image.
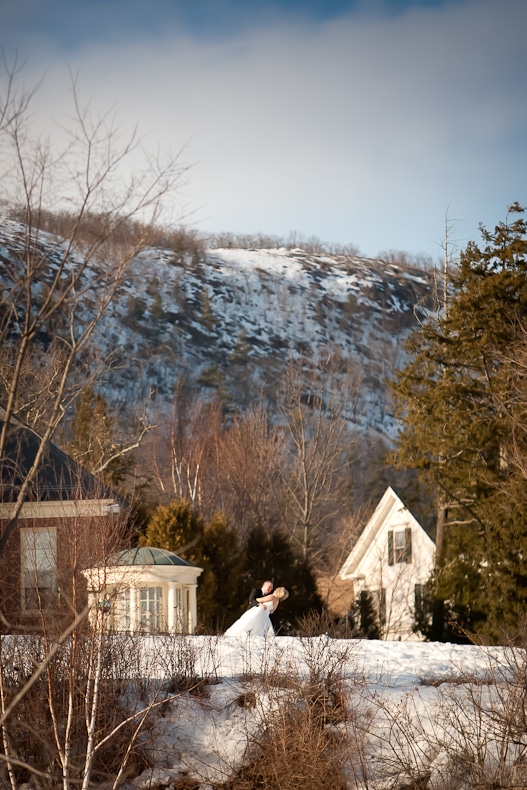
[248,587,265,609]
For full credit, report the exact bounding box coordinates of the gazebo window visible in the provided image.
[174,587,193,633]
[175,587,185,632]
[140,586,162,632]
[114,588,131,632]
[186,588,192,632]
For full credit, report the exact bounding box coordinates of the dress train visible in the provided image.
[224,601,274,637]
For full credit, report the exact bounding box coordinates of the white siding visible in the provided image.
[340,487,435,641]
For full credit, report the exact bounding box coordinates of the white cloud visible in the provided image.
[2,0,526,256]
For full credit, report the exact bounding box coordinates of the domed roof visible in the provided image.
[107,547,193,567]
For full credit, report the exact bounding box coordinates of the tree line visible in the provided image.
[391,202,527,644]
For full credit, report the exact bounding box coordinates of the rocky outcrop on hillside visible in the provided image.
[0,222,435,438]
[94,246,434,436]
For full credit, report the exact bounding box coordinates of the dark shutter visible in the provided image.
[415,583,423,611]
[387,530,394,565]
[405,527,412,563]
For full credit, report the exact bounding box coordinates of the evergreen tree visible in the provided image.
[126,295,147,321]
[244,524,323,634]
[357,591,381,639]
[391,204,527,642]
[139,498,204,565]
[150,292,166,324]
[198,288,217,332]
[198,512,247,631]
[229,328,252,366]
[68,387,133,486]
[197,365,233,413]
[226,329,256,406]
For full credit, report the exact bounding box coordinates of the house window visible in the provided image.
[388,527,412,565]
[21,527,57,611]
[140,586,162,632]
[394,530,406,562]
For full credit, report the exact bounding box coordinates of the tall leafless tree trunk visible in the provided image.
[277,352,360,563]
[147,383,222,510]
[212,402,286,540]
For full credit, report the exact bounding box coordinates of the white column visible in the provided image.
[189,584,198,634]
[130,587,140,633]
[167,582,177,633]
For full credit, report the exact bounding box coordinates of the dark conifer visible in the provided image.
[391,204,527,642]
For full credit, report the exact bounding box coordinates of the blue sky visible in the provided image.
[1,0,526,259]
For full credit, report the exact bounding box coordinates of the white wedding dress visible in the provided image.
[224,601,274,637]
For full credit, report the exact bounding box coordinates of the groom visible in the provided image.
[248,579,273,609]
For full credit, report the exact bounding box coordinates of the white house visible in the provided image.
[83,547,203,634]
[339,486,435,641]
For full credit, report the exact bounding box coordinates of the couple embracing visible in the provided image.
[224,580,289,637]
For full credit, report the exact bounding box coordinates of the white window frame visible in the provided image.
[139,586,163,633]
[112,588,131,632]
[394,529,406,563]
[20,527,57,612]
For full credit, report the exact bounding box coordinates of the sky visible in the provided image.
[1,0,526,260]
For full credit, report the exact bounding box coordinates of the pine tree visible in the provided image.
[245,524,323,633]
[391,204,527,642]
[198,288,217,332]
[229,328,252,366]
[139,498,204,565]
[68,387,133,486]
[198,512,247,630]
[126,295,147,320]
[150,292,166,324]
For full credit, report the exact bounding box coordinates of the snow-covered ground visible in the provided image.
[123,635,523,790]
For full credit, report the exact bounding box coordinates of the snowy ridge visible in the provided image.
[0,223,435,438]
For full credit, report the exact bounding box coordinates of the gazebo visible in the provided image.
[83,547,203,634]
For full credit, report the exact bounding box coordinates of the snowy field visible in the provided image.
[120,636,525,790]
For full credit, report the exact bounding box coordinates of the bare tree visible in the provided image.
[276,352,360,563]
[147,382,222,510]
[212,403,286,540]
[0,61,188,556]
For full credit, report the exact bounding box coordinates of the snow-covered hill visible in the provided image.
[0,222,435,438]
[97,245,433,436]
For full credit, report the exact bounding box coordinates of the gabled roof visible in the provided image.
[339,486,435,579]
[0,409,122,504]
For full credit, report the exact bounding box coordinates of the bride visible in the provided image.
[224,587,289,637]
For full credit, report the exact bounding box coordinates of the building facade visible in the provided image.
[83,547,203,634]
[339,486,435,641]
